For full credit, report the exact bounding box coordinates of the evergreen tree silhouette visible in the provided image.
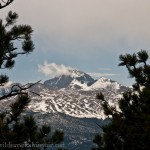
[92,50,150,150]
[0,3,65,150]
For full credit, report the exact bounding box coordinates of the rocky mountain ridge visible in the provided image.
[25,69,127,119]
[0,69,127,119]
[0,69,128,150]
[43,69,126,91]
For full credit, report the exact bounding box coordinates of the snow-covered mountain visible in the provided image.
[21,69,126,119]
[0,69,127,119]
[44,69,96,89]
[43,69,126,92]
[90,77,127,92]
[0,69,128,150]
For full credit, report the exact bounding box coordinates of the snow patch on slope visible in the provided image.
[28,100,47,112]
[69,79,89,90]
[90,77,120,90]
[26,85,124,119]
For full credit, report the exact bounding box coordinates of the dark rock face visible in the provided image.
[76,74,96,86]
[44,75,73,89]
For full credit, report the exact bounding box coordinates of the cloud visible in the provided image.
[2,0,150,54]
[38,61,120,79]
[88,72,120,79]
[38,61,72,77]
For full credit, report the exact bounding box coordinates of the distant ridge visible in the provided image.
[43,69,126,91]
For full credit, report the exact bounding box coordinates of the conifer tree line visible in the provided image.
[92,50,150,150]
[0,1,65,149]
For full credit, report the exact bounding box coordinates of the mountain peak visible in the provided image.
[44,69,95,89]
[68,69,84,77]
[43,69,126,91]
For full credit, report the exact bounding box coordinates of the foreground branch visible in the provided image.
[0,0,14,9]
[0,80,41,101]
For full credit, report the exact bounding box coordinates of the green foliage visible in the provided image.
[0,11,34,85]
[93,50,150,150]
[0,74,8,85]
[52,130,64,144]
[5,11,18,27]
[0,3,34,90]
[91,134,103,150]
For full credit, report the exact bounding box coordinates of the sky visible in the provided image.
[1,0,150,86]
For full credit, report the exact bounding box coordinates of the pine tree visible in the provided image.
[92,50,150,150]
[0,94,64,150]
[0,4,65,150]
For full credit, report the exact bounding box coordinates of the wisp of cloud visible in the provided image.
[38,61,72,77]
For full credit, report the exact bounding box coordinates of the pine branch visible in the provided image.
[0,0,14,9]
[0,80,41,101]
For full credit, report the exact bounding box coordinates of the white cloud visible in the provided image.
[88,72,120,79]
[38,61,120,79]
[38,61,72,77]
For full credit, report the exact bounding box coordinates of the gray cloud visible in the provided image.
[2,0,150,54]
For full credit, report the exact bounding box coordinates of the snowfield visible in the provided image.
[0,70,127,119]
